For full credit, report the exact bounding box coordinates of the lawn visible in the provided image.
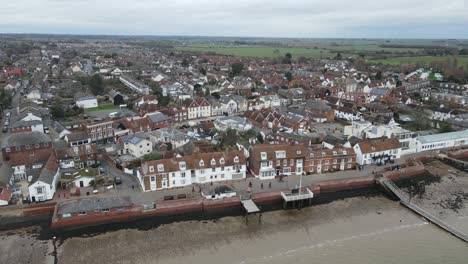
[369,56,468,66]
[85,104,119,112]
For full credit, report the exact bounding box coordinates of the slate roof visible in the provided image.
[146,112,170,123]
[2,132,51,148]
[57,196,133,215]
[31,152,58,185]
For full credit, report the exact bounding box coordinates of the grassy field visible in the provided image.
[369,56,468,66]
[176,45,334,58]
[85,104,119,112]
[173,39,468,59]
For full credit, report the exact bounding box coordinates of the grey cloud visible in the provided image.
[0,0,467,37]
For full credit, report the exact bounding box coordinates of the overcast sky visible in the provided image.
[1,0,467,38]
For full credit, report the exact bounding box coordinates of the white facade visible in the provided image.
[121,137,153,158]
[353,139,402,165]
[334,109,362,121]
[76,97,98,109]
[416,130,468,152]
[73,176,95,188]
[28,172,59,202]
[20,112,42,122]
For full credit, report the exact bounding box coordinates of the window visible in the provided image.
[157,164,164,172]
[211,159,216,165]
[212,168,216,172]
[149,166,155,172]
[5,148,11,153]
[260,152,267,160]
[343,150,347,155]
[275,151,286,158]
[179,162,186,170]
[150,176,155,181]
[16,146,21,151]
[348,158,352,162]
[234,156,239,163]
[333,159,337,164]
[199,160,204,167]
[310,160,314,166]
[283,159,287,166]
[276,159,281,166]
[321,152,326,156]
[220,158,225,164]
[26,145,32,149]
[290,159,294,166]
[296,149,301,155]
[333,151,337,156]
[36,187,43,194]
[325,160,329,165]
[181,172,186,178]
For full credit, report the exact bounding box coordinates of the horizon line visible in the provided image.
[1,32,467,41]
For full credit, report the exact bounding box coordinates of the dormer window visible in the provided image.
[149,166,155,172]
[322,152,326,156]
[333,151,337,156]
[296,150,301,155]
[211,158,216,166]
[157,164,164,172]
[220,157,225,164]
[199,160,205,167]
[260,152,267,160]
[343,150,347,155]
[234,156,239,163]
[179,162,186,170]
[275,151,286,159]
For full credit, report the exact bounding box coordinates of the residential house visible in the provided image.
[1,132,52,166]
[118,135,153,158]
[139,150,246,191]
[28,153,60,202]
[249,144,307,180]
[353,137,401,165]
[304,148,356,174]
[185,97,212,119]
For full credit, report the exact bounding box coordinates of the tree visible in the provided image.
[211,92,221,99]
[282,53,292,64]
[439,122,455,133]
[285,71,293,82]
[220,128,239,149]
[231,62,244,76]
[335,52,342,60]
[159,96,171,107]
[375,71,382,80]
[89,74,104,95]
[0,90,12,110]
[200,68,207,76]
[256,132,264,143]
[205,87,211,97]
[181,58,189,68]
[50,102,66,119]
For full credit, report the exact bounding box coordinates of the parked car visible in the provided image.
[114,176,122,185]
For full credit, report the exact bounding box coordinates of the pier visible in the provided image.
[240,196,261,224]
[378,176,468,243]
[280,188,314,209]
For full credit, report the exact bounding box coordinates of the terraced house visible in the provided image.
[139,151,246,191]
[304,148,356,174]
[249,144,307,180]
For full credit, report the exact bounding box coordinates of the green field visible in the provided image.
[85,104,119,112]
[369,56,468,66]
[176,45,334,58]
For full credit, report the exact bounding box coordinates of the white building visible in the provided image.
[139,151,246,191]
[28,155,60,202]
[186,97,212,119]
[76,95,98,109]
[353,137,401,165]
[416,130,468,152]
[214,116,252,132]
[118,135,153,158]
